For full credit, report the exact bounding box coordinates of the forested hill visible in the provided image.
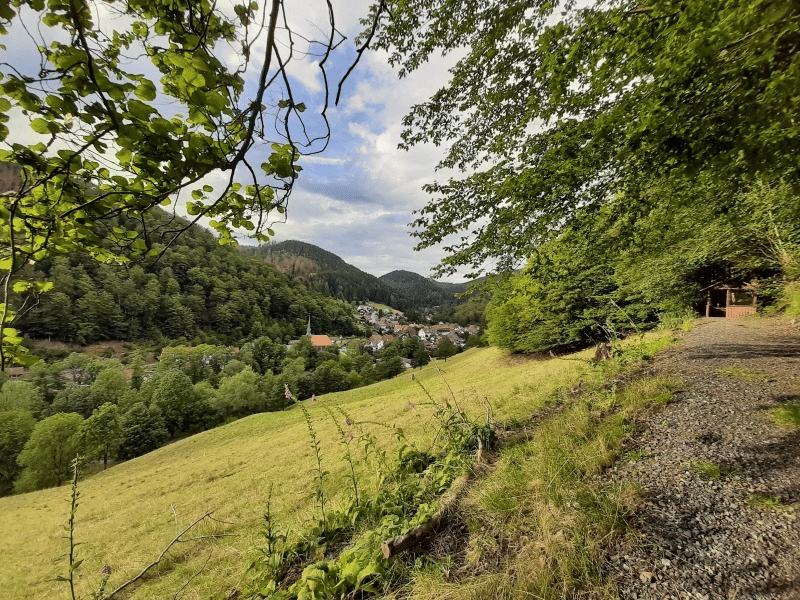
[15,215,363,346]
[242,240,400,306]
[378,270,467,308]
[242,241,465,312]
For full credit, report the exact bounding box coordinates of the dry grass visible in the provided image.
[0,340,612,600]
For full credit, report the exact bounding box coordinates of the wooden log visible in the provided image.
[381,510,448,559]
[381,473,469,559]
[381,441,484,559]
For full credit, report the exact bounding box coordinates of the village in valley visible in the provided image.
[301,302,481,365]
[356,304,479,352]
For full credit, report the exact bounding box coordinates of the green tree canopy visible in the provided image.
[49,383,100,419]
[80,402,123,469]
[90,367,129,406]
[0,410,35,494]
[0,379,46,417]
[365,0,800,276]
[16,412,83,491]
[0,0,376,368]
[147,369,206,436]
[118,402,168,460]
[213,367,271,419]
[432,338,459,361]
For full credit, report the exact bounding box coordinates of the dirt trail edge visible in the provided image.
[607,317,800,600]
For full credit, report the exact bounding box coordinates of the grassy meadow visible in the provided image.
[0,333,680,600]
[1,342,611,600]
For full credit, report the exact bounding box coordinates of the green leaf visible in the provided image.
[205,91,227,113]
[182,66,205,88]
[134,80,157,102]
[30,118,52,134]
[15,354,40,367]
[127,99,154,120]
[116,147,132,164]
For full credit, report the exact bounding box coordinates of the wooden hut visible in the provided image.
[703,282,758,318]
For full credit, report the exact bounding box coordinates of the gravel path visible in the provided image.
[607,317,800,600]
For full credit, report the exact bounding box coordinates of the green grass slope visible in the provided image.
[0,344,619,600]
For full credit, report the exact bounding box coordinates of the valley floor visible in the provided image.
[606,317,800,599]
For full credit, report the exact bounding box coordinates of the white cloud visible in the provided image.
[300,155,348,165]
[288,58,324,95]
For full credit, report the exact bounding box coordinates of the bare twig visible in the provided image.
[336,0,386,105]
[172,550,214,600]
[106,511,232,599]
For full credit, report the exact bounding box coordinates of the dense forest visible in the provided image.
[13,212,364,346]
[378,270,469,309]
[485,183,800,353]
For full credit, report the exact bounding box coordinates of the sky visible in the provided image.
[2,2,468,281]
[239,1,466,281]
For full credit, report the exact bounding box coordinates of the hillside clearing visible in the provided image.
[1,339,644,600]
[8,317,796,600]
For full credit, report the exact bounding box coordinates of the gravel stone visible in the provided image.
[606,317,800,600]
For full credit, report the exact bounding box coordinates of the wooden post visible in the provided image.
[706,289,711,318]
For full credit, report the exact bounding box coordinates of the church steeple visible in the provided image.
[306,314,312,336]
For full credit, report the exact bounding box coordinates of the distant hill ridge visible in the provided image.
[243,241,469,311]
[242,240,400,307]
[378,269,468,309]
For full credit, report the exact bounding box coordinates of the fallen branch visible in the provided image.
[106,511,234,599]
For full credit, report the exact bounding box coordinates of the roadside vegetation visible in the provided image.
[770,404,800,428]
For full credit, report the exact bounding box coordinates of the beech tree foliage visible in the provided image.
[486,180,800,352]
[0,0,373,368]
[15,411,83,491]
[365,0,800,276]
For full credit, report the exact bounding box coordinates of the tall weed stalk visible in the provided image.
[326,406,359,507]
[300,403,327,524]
[59,456,81,600]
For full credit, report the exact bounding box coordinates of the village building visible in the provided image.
[6,366,27,379]
[304,315,334,349]
[310,334,333,349]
